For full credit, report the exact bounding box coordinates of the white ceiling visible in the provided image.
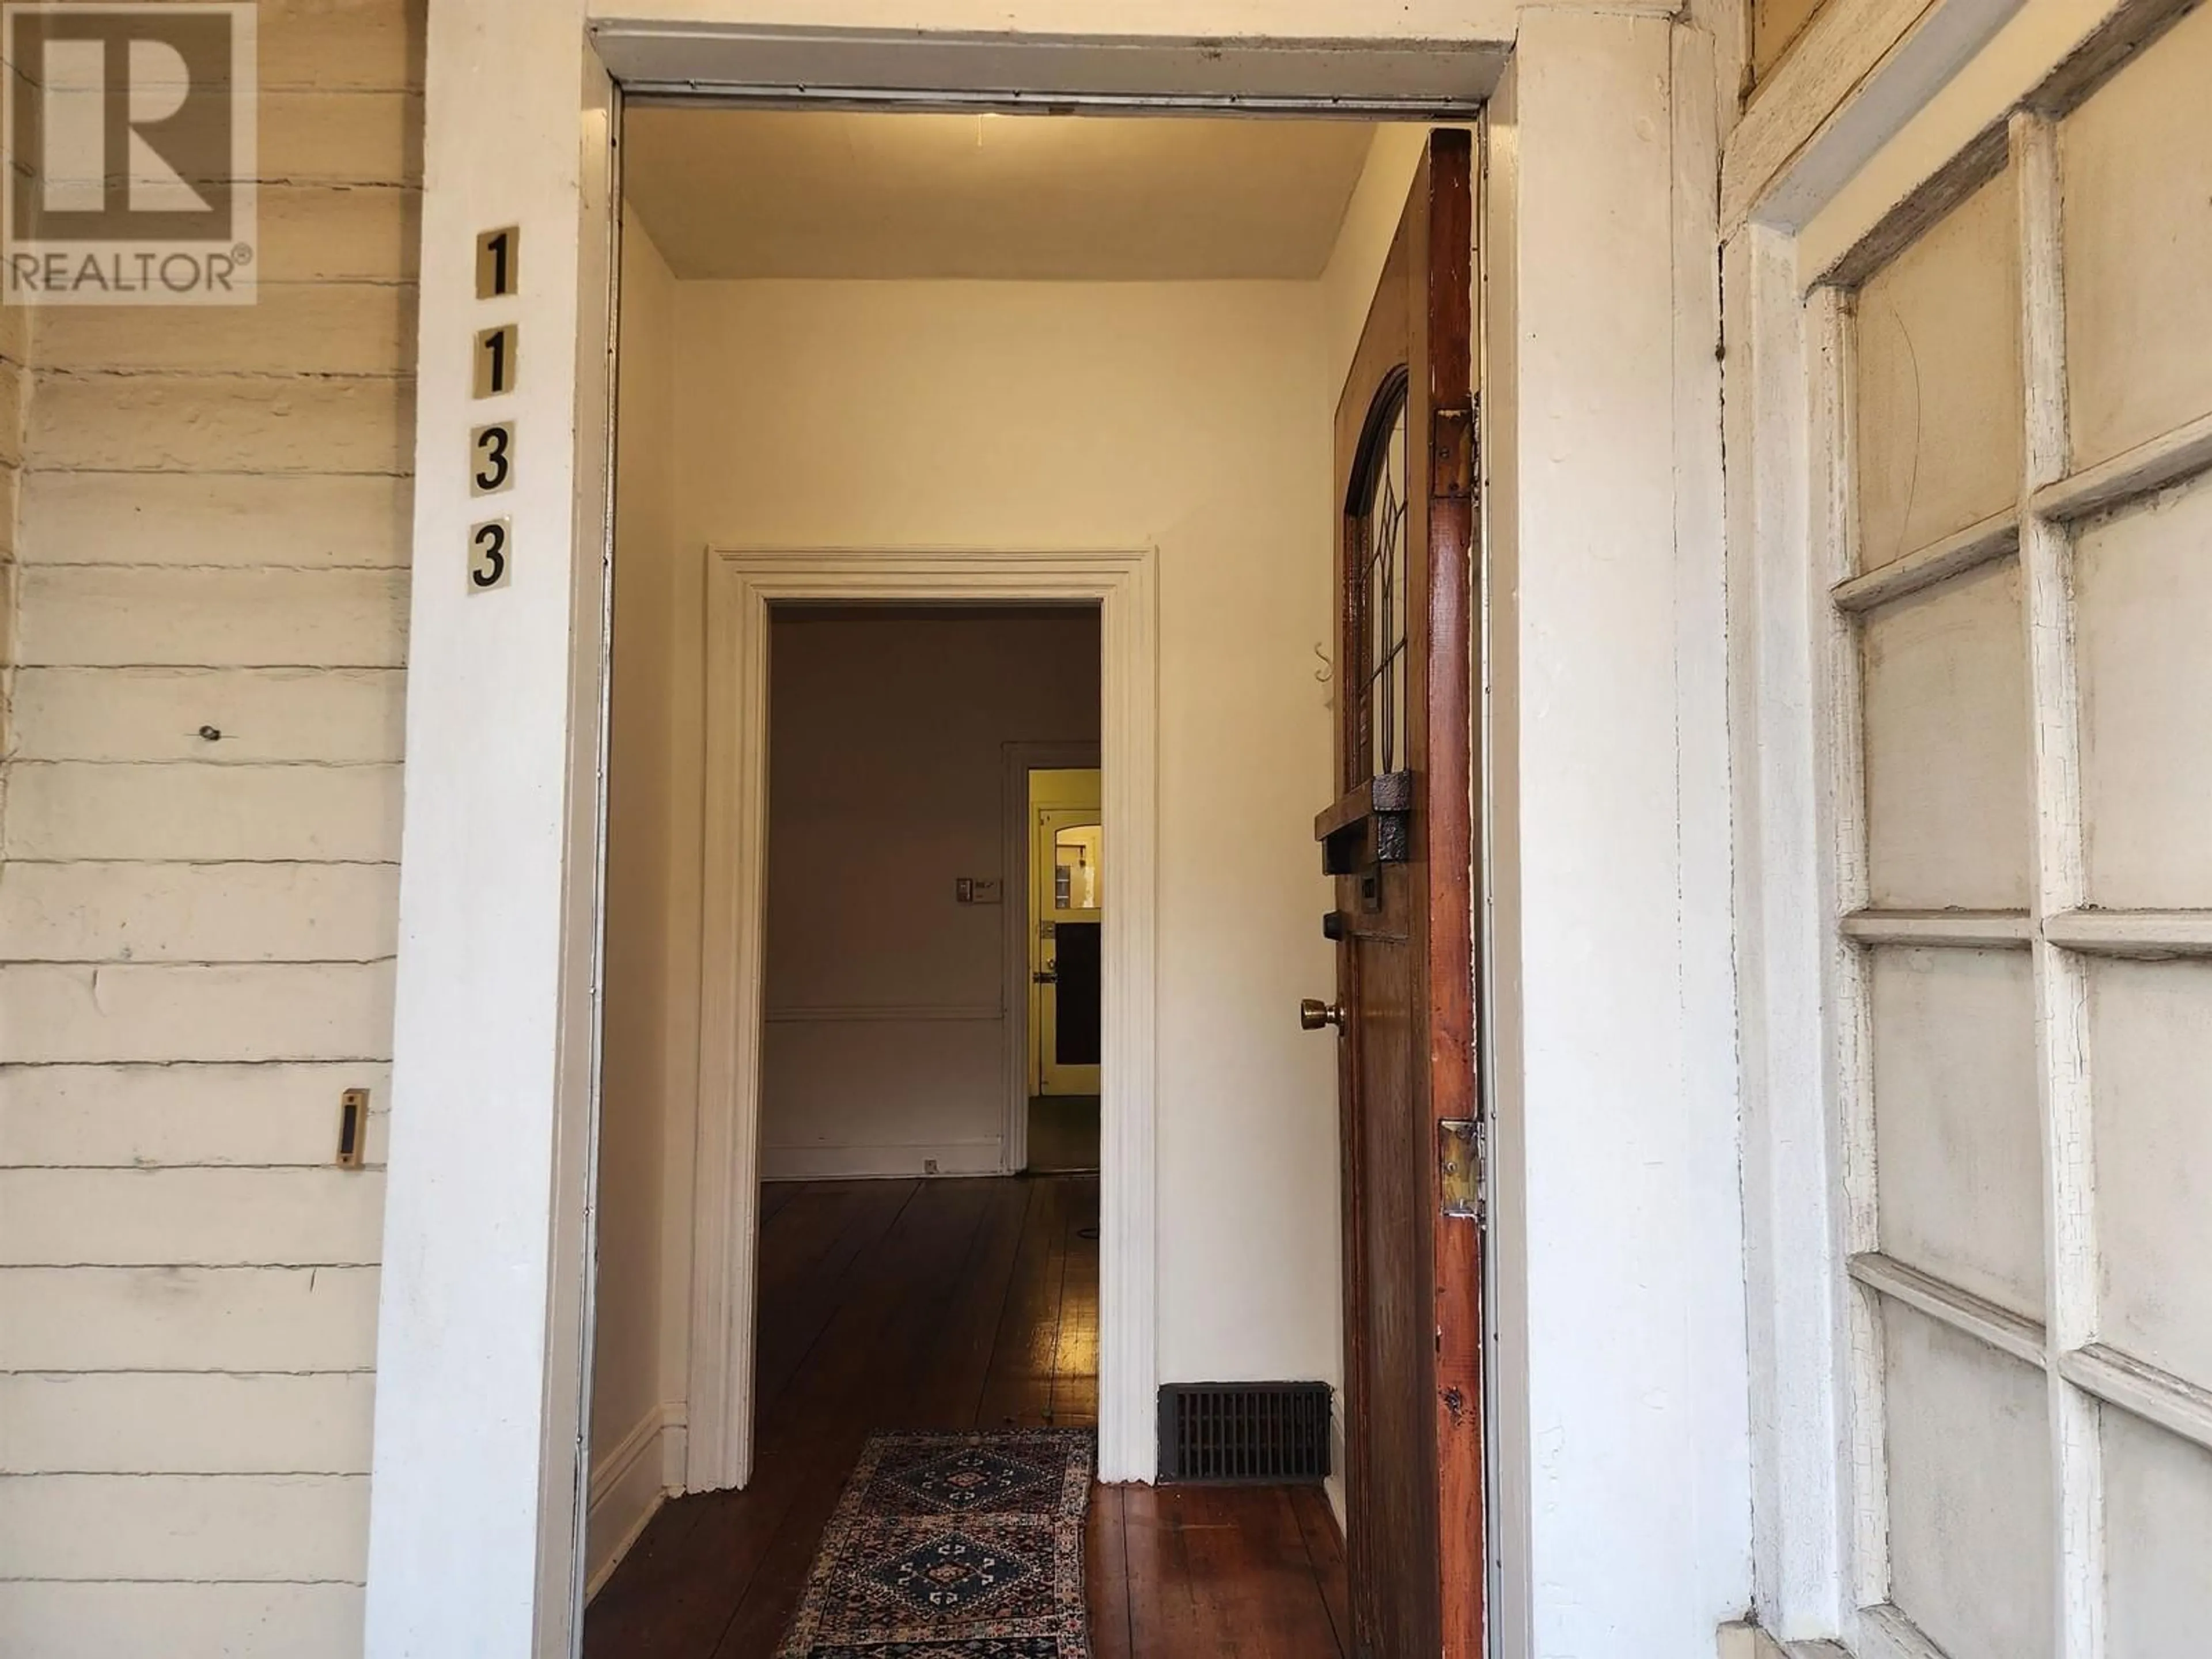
[621,108,1382,281]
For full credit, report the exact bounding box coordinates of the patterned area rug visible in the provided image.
[775,1428,1094,1658]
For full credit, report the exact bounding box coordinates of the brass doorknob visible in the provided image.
[1300,998,1344,1032]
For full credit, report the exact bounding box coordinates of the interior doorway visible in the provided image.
[574,96,1472,1658]
[1025,766,1104,1173]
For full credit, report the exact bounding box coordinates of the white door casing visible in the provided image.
[685,548,1158,1495]
[369,6,1752,1655]
[1001,741,1104,1173]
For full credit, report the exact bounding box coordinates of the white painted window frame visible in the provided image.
[687,548,1157,1496]
[1725,0,2212,1649]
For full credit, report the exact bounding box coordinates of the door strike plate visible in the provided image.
[1439,1118,1483,1221]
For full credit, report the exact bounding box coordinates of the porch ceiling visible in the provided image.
[621,107,1385,280]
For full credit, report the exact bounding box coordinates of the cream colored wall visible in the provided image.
[664,276,1342,1387]
[760,610,1099,1177]
[0,0,421,1650]
[1321,126,1431,393]
[585,208,683,1588]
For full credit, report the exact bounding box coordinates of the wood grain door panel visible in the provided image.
[1319,127,1484,1659]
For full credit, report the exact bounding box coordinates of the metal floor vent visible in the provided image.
[1157,1382,1332,1483]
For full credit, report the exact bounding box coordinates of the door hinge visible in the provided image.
[1439,1118,1485,1222]
[1431,404,1476,500]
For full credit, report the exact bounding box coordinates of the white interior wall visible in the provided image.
[585,207,684,1590]
[1319,126,1430,390]
[759,608,1100,1179]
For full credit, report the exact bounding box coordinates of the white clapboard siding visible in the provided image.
[34,285,419,377]
[0,279,28,362]
[0,361,25,469]
[26,374,412,475]
[0,1169,387,1267]
[0,1063,392,1169]
[3,763,403,862]
[14,568,408,669]
[0,1372,377,1476]
[0,862,400,963]
[257,186,422,283]
[10,668,406,764]
[0,1267,382,1372]
[240,0,423,92]
[0,963,395,1065]
[18,472,413,567]
[0,1474,369,1582]
[2,0,421,1633]
[0,1582,365,1659]
[260,92,423,184]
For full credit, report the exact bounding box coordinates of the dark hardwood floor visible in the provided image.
[585,1174,1347,1658]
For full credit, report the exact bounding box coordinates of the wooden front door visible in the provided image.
[1308,128,1483,1659]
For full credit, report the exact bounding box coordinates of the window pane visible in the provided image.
[1368,400,1409,777]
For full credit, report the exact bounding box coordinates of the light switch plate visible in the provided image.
[955,877,1004,905]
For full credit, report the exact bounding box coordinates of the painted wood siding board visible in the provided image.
[131,0,424,91]
[0,1472,370,1582]
[0,962,396,1065]
[0,1581,365,1658]
[14,569,408,669]
[0,862,400,963]
[2,764,403,862]
[0,1169,387,1267]
[0,1063,392,1169]
[0,1372,377,1476]
[33,286,419,377]
[0,0,419,1627]
[256,186,421,283]
[11,668,406,765]
[258,92,424,184]
[0,1266,382,1372]
[0,361,24,470]
[25,374,412,476]
[0,465,20,561]
[18,474,413,569]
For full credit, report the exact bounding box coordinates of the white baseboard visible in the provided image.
[660,1410,689,1493]
[586,1404,681,1599]
[1324,1401,1347,1534]
[762,1139,1005,1181]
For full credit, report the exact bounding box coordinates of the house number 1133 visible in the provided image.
[469,225,521,593]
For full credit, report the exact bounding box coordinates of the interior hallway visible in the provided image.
[1025,1095,1101,1173]
[584,1175,1346,1658]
